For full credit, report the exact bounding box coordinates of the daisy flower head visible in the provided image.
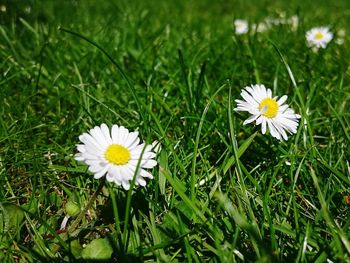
[335,28,345,45]
[75,124,157,190]
[234,19,249,35]
[289,15,299,31]
[306,27,333,49]
[234,84,301,141]
[252,22,268,33]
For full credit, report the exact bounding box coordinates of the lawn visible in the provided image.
[1,0,350,262]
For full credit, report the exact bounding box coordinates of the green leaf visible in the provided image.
[81,238,113,260]
[0,203,25,240]
[70,239,82,259]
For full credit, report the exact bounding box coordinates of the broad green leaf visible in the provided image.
[81,238,113,260]
[70,239,83,259]
[0,203,25,240]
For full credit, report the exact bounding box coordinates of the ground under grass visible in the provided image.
[1,0,350,262]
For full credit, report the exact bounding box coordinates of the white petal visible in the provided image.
[124,131,139,148]
[111,125,120,143]
[258,85,268,100]
[245,86,254,94]
[128,137,141,150]
[243,114,259,125]
[141,159,158,169]
[140,169,154,179]
[140,151,156,160]
[136,177,147,187]
[123,164,136,181]
[79,133,103,151]
[129,143,146,155]
[116,126,129,144]
[84,144,104,156]
[75,154,85,161]
[106,170,115,182]
[235,99,247,105]
[267,120,280,140]
[100,123,112,144]
[278,117,300,133]
[94,165,109,179]
[272,119,288,141]
[90,126,108,148]
[110,165,123,182]
[131,149,153,160]
[122,180,130,190]
[266,88,272,98]
[129,159,141,167]
[76,144,86,153]
[241,90,259,106]
[80,152,101,161]
[261,119,267,134]
[235,105,253,112]
[113,179,121,186]
[272,125,283,140]
[279,104,289,113]
[255,115,263,125]
[86,159,107,169]
[235,106,250,112]
[277,95,287,106]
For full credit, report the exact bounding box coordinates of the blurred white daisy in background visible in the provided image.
[257,15,298,32]
[24,6,31,14]
[264,17,284,27]
[75,124,157,190]
[289,15,299,31]
[306,27,333,49]
[235,84,301,141]
[252,22,268,33]
[234,19,249,35]
[336,28,345,45]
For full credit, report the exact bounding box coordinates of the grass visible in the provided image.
[1,0,350,262]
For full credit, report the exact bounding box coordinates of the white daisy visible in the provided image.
[289,15,299,31]
[252,22,268,33]
[306,27,333,49]
[235,84,301,141]
[335,28,345,45]
[75,124,157,190]
[234,19,249,35]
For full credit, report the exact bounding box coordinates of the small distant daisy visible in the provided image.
[289,15,299,31]
[75,124,157,190]
[306,27,333,49]
[235,84,301,141]
[252,22,268,33]
[234,19,249,35]
[336,28,345,45]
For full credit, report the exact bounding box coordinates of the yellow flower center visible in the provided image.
[315,32,324,40]
[259,98,279,118]
[105,144,130,165]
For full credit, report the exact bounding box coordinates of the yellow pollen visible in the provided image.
[259,98,279,118]
[315,32,324,40]
[105,144,130,165]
